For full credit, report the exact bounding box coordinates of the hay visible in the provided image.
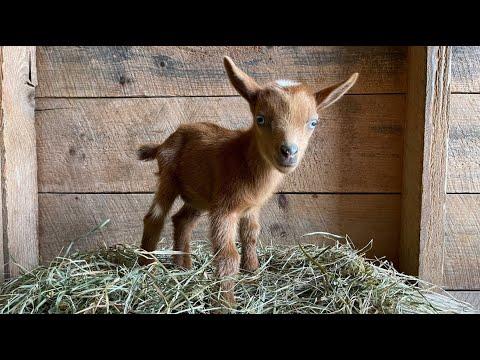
[0,229,476,314]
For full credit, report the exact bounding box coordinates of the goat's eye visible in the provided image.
[256,115,266,126]
[308,119,318,129]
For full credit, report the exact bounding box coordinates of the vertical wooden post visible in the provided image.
[0,46,3,282]
[0,46,38,280]
[400,46,452,285]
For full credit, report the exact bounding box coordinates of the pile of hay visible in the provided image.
[0,231,476,314]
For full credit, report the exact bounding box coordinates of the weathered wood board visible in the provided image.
[0,47,3,281]
[35,46,407,97]
[447,94,480,193]
[35,95,404,193]
[451,46,480,93]
[38,193,401,266]
[445,49,480,290]
[400,47,451,284]
[444,194,480,289]
[0,47,38,278]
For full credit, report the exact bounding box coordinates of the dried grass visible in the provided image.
[0,227,476,314]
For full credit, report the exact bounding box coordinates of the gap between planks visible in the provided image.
[38,191,403,195]
[34,93,407,101]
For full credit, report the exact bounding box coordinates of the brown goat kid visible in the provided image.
[138,56,358,303]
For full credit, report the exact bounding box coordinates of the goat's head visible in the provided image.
[224,56,358,174]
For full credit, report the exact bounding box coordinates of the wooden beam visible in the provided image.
[400,46,452,285]
[0,47,38,279]
[0,46,4,282]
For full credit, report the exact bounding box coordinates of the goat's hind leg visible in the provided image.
[172,203,203,269]
[139,180,177,265]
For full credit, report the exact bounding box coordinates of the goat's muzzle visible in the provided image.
[277,143,298,168]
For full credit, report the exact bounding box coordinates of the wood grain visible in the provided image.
[400,47,427,276]
[400,46,452,285]
[444,194,480,289]
[447,94,480,193]
[35,46,407,97]
[38,193,400,266]
[35,95,404,193]
[447,291,480,310]
[451,46,480,93]
[0,47,4,281]
[0,47,39,278]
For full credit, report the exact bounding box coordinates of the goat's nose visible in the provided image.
[280,143,299,158]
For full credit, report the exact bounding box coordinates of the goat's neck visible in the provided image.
[243,128,284,189]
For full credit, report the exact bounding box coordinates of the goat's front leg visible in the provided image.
[239,208,260,272]
[210,210,240,305]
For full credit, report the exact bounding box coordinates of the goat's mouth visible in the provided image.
[274,157,298,173]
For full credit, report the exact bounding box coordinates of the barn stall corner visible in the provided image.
[0,46,479,313]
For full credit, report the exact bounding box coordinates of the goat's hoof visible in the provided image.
[211,297,235,314]
[138,256,155,266]
[173,255,192,269]
[241,258,259,273]
[182,256,192,269]
[222,291,236,308]
[218,280,237,308]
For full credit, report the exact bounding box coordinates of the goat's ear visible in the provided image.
[315,73,359,110]
[223,56,261,103]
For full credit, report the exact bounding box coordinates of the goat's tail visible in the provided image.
[137,144,161,161]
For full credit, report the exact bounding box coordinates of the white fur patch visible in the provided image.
[275,79,300,88]
[151,203,164,219]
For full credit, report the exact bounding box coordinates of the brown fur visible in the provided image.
[138,56,358,304]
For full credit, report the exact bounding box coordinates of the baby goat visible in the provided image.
[138,56,358,303]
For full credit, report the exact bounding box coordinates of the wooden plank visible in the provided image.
[35,95,404,193]
[38,193,401,266]
[447,291,480,311]
[400,47,452,285]
[0,47,39,278]
[0,46,4,281]
[399,47,428,276]
[451,46,480,93]
[444,194,480,289]
[447,94,480,193]
[36,46,407,97]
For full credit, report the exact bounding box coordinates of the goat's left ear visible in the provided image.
[315,73,359,110]
[223,56,261,103]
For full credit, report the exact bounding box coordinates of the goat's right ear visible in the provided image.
[223,56,260,103]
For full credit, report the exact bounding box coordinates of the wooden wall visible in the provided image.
[445,47,480,295]
[35,46,406,265]
[0,47,38,279]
